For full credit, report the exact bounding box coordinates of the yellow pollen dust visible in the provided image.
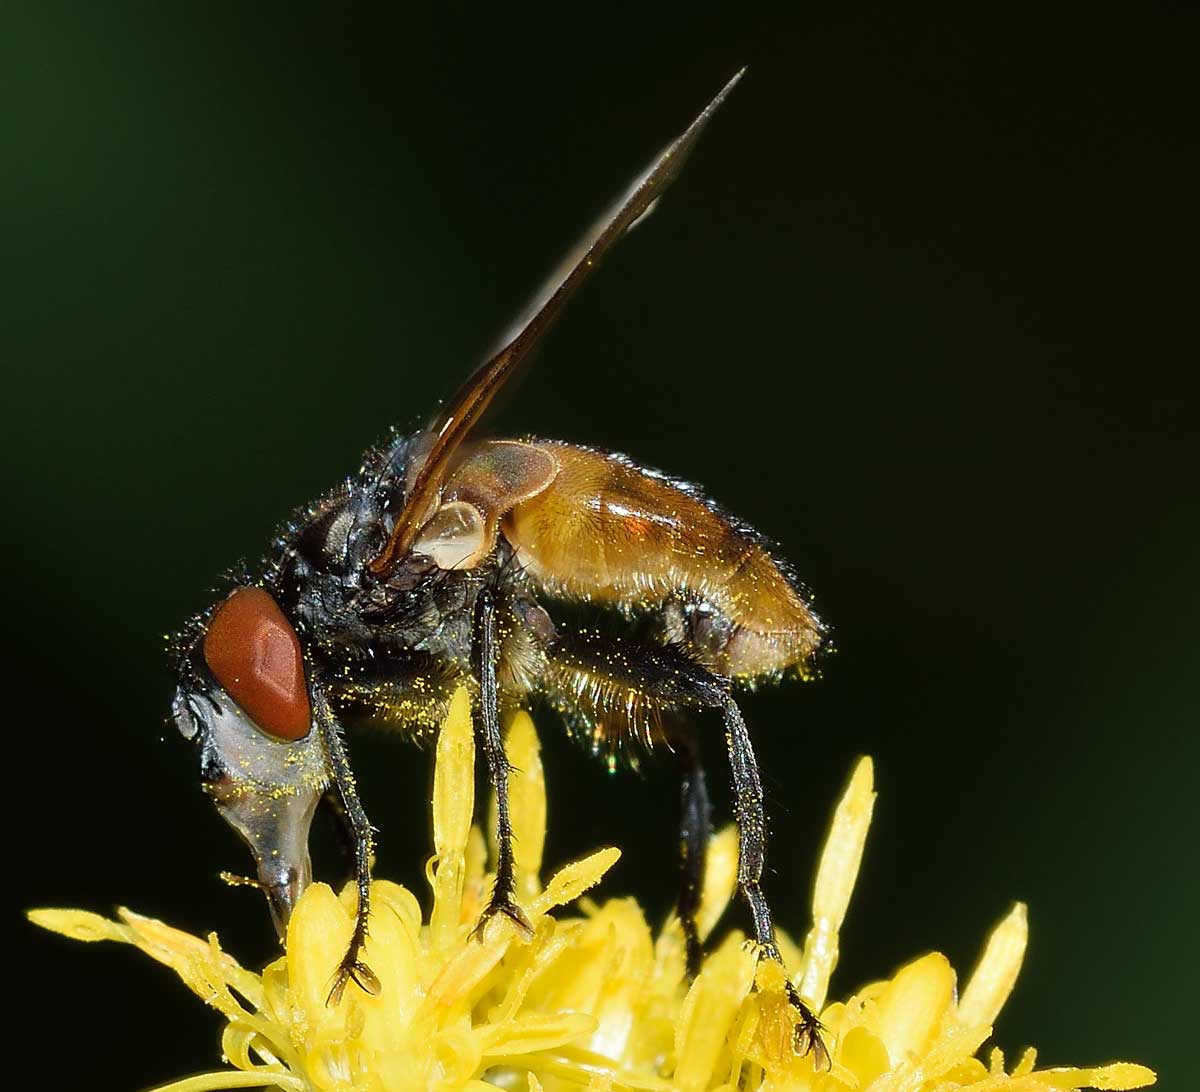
[30,689,1155,1092]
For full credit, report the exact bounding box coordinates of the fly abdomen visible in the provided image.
[503,442,825,679]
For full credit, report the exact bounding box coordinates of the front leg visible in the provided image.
[471,588,533,937]
[313,689,382,1005]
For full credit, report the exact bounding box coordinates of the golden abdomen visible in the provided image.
[502,442,823,678]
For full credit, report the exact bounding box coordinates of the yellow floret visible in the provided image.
[29,689,1155,1092]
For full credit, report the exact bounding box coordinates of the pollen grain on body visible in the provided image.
[30,689,1155,1092]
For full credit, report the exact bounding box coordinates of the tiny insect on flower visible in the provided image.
[30,689,1155,1092]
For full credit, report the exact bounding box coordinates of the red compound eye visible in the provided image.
[203,587,311,741]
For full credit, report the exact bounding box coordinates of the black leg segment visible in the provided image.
[472,588,533,936]
[670,728,711,977]
[722,695,826,1063]
[544,627,827,1061]
[314,690,382,1005]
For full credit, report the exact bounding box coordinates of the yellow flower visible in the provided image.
[30,688,1155,1092]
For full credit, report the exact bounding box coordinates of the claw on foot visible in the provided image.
[794,1009,830,1069]
[471,897,533,942]
[786,980,830,1069]
[751,944,830,1067]
[327,953,381,1006]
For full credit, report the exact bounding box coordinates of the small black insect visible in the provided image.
[171,71,828,1061]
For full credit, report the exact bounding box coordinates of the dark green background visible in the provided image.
[4,4,1196,1089]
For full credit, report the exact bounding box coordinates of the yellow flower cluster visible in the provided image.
[30,689,1155,1092]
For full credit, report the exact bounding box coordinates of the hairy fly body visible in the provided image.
[171,71,829,1062]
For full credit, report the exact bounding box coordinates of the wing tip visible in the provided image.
[667,66,747,169]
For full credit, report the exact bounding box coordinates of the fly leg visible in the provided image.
[314,689,382,1005]
[472,587,533,937]
[722,697,827,1065]
[542,627,827,1062]
[666,725,711,977]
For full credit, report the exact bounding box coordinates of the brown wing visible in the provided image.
[502,443,824,679]
[368,69,745,577]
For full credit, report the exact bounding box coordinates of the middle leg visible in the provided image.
[472,587,534,935]
[663,723,712,977]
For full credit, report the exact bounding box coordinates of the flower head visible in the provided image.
[30,689,1155,1092]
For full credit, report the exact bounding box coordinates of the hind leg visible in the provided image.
[472,587,534,936]
[721,696,826,1063]
[544,628,827,1062]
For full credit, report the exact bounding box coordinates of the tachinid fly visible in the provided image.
[171,70,829,1062]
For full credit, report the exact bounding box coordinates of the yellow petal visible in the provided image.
[798,757,875,1009]
[431,685,476,949]
[674,936,758,1092]
[1034,1063,1157,1090]
[480,1011,596,1055]
[913,1021,992,1086]
[502,709,547,900]
[697,825,739,942]
[531,847,621,914]
[583,903,658,1061]
[119,908,246,984]
[424,919,512,1012]
[27,907,134,945]
[959,903,1028,1028]
[433,686,476,856]
[353,887,424,1055]
[871,951,955,1063]
[147,1072,305,1092]
[838,1025,891,1087]
[461,824,489,927]
[285,882,353,1025]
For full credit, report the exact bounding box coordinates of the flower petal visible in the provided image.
[798,757,875,1009]
[1034,1063,1157,1090]
[871,951,956,1063]
[839,1025,891,1087]
[697,825,739,942]
[27,907,134,945]
[959,903,1028,1029]
[146,1072,305,1092]
[531,847,621,914]
[431,685,476,950]
[674,936,757,1092]
[480,1011,596,1055]
[498,710,547,903]
[285,882,353,1028]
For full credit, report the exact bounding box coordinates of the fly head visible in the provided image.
[172,586,330,935]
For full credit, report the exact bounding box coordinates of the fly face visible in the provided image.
[173,586,329,935]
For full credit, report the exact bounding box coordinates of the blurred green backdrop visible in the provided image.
[4,4,1196,1089]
